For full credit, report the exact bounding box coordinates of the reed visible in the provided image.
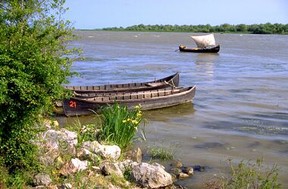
[148,146,174,160]
[99,103,142,149]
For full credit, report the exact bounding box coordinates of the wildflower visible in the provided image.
[81,126,87,133]
[135,104,142,110]
[136,111,142,118]
[122,119,127,123]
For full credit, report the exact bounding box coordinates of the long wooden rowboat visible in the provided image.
[64,72,179,93]
[63,86,196,116]
[179,45,220,53]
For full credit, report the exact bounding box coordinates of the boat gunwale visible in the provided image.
[63,72,179,93]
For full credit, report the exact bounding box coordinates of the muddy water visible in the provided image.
[60,31,288,188]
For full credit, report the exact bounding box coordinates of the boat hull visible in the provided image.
[63,86,196,116]
[179,45,220,53]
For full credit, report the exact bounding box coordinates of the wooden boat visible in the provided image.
[179,33,220,53]
[62,86,196,116]
[64,72,179,93]
[179,44,220,53]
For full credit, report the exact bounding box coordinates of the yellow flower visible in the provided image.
[136,112,142,118]
[135,104,142,110]
[122,120,127,123]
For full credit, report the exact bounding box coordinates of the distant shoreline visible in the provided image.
[76,23,288,35]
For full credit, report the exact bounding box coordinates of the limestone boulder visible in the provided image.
[82,141,121,160]
[131,162,173,188]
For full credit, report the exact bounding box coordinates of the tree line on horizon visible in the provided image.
[102,23,288,34]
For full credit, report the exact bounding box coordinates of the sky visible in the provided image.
[64,0,288,29]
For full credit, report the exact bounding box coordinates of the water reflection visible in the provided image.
[144,103,195,121]
[55,103,195,127]
[195,53,219,77]
[56,114,101,128]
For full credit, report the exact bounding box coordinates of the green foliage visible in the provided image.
[0,122,40,170]
[0,163,9,188]
[98,104,142,149]
[103,23,288,34]
[0,0,78,182]
[0,167,34,189]
[66,118,102,145]
[7,169,33,189]
[227,159,280,189]
[77,123,100,144]
[148,146,174,160]
[123,166,133,182]
[205,159,281,189]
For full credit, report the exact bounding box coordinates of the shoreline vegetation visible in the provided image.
[85,23,288,35]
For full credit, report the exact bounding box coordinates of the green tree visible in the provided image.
[0,0,77,180]
[103,23,288,34]
[236,24,248,32]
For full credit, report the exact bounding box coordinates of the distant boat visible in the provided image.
[179,34,220,53]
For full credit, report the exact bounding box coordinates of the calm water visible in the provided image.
[64,31,288,188]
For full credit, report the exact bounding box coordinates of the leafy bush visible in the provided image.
[0,0,77,180]
[99,104,142,149]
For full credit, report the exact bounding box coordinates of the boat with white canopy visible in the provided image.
[179,33,220,53]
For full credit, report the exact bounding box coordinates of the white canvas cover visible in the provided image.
[191,34,216,48]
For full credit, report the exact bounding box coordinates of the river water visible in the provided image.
[63,31,288,188]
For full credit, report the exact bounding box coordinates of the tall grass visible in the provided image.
[99,104,142,149]
[205,158,281,189]
[148,146,174,160]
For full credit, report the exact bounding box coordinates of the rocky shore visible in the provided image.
[32,120,203,189]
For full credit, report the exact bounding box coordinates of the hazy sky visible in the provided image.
[64,0,288,29]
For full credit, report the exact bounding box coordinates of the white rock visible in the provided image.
[59,158,88,176]
[42,129,77,151]
[132,162,173,188]
[101,144,121,160]
[100,161,123,177]
[82,141,121,160]
[71,158,88,171]
[33,173,52,186]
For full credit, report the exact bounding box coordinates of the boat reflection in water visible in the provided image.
[144,103,195,122]
[195,53,219,78]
